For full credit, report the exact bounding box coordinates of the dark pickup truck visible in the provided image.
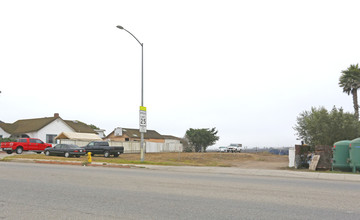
[82,141,124,158]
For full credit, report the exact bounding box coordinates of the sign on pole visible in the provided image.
[139,106,147,133]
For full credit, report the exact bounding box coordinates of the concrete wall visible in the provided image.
[288,147,295,167]
[56,139,183,153]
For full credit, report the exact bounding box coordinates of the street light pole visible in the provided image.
[116,25,146,162]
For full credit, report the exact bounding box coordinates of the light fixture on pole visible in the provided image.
[116,25,146,162]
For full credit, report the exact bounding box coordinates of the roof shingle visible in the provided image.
[0,116,95,135]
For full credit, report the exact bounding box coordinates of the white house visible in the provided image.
[0,113,96,144]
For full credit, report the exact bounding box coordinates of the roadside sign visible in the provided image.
[139,106,147,133]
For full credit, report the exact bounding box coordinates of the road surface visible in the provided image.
[0,162,359,219]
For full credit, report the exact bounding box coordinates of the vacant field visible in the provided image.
[2,152,289,169]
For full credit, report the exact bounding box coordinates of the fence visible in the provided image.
[58,139,183,154]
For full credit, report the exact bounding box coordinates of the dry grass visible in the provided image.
[3,152,289,169]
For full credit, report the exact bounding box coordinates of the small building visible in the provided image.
[105,128,183,153]
[105,127,165,143]
[0,113,96,144]
[162,135,182,144]
[55,132,103,146]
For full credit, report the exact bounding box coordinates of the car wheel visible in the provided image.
[104,151,110,158]
[36,152,42,154]
[16,147,23,154]
[6,150,12,154]
[91,153,95,157]
[76,155,80,158]
[45,151,50,156]
[65,152,70,158]
[113,153,120,158]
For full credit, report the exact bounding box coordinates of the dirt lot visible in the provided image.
[2,151,289,169]
[122,152,289,169]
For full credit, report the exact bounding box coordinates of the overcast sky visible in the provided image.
[1,0,359,148]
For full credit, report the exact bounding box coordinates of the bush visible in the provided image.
[0,138,16,143]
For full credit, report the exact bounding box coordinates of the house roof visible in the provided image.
[63,120,96,133]
[0,117,58,134]
[107,128,164,139]
[55,132,102,141]
[0,115,95,135]
[162,135,181,140]
[0,122,16,134]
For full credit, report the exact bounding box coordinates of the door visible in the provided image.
[86,142,95,153]
[93,142,103,154]
[29,139,38,151]
[35,139,45,151]
[53,144,62,156]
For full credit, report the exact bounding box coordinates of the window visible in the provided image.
[30,139,37,143]
[125,138,130,142]
[55,144,62,149]
[0,135,2,138]
[19,139,27,143]
[46,134,57,144]
[36,139,44,144]
[30,139,44,144]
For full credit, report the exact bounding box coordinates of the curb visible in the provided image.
[2,158,134,169]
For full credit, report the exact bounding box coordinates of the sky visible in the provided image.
[1,0,360,148]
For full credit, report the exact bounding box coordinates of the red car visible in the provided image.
[1,138,52,154]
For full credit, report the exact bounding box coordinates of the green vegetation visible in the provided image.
[339,63,360,120]
[0,138,16,143]
[294,106,360,146]
[185,127,219,152]
[88,124,100,130]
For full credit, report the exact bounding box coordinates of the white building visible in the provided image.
[0,113,97,144]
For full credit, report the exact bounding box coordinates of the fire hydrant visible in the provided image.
[87,152,92,163]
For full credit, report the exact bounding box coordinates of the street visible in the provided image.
[0,162,359,219]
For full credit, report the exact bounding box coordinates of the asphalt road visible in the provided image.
[0,162,359,220]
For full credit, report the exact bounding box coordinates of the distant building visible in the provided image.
[105,127,165,143]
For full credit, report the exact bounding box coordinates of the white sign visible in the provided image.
[139,106,147,133]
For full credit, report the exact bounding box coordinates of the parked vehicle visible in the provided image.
[1,138,52,154]
[217,146,228,152]
[44,144,86,158]
[227,144,242,153]
[82,141,124,158]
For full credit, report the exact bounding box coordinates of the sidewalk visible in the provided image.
[138,164,360,182]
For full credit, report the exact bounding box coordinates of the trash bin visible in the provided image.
[332,140,351,171]
[350,138,360,173]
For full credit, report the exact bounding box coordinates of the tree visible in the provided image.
[294,106,360,147]
[88,124,99,130]
[180,137,193,152]
[339,64,360,120]
[185,128,219,152]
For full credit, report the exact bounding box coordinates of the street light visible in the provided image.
[116,25,146,162]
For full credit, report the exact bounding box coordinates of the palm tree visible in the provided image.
[339,64,360,120]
